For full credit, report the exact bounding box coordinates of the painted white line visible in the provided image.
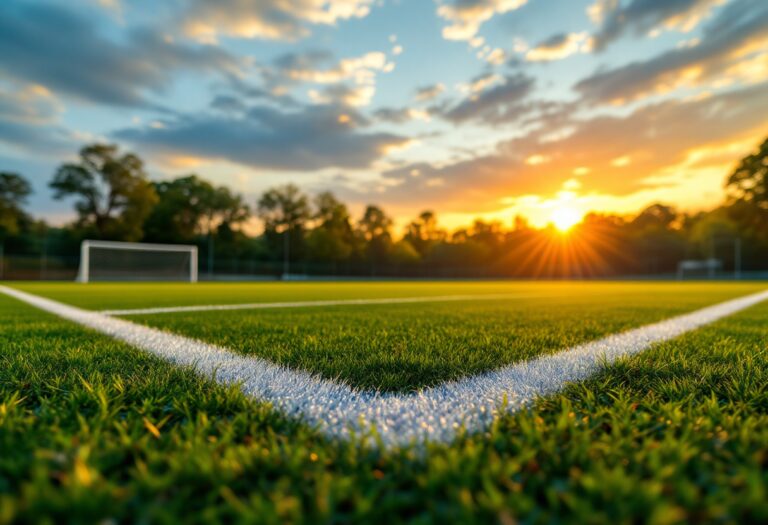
[100,293,535,316]
[2,285,766,449]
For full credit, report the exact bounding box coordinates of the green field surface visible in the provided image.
[10,281,527,310]
[11,281,766,311]
[1,282,767,523]
[125,283,765,392]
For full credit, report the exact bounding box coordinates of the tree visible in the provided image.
[389,239,421,267]
[629,204,685,274]
[144,175,214,242]
[358,205,392,241]
[404,210,445,257]
[306,192,356,266]
[144,175,249,244]
[470,220,504,251]
[630,203,678,231]
[0,172,32,237]
[726,137,768,239]
[727,137,768,210]
[257,184,311,267]
[689,210,737,248]
[204,186,250,236]
[357,205,393,267]
[49,144,158,241]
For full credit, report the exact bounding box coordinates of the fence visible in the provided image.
[2,251,766,281]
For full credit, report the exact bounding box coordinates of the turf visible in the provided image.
[1,287,767,524]
[10,281,766,311]
[123,282,764,392]
[9,281,529,310]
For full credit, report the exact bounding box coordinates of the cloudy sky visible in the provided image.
[2,0,768,230]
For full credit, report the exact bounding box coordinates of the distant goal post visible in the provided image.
[77,240,198,283]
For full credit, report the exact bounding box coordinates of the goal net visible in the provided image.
[76,240,198,282]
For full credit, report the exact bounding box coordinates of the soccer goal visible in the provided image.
[77,240,198,283]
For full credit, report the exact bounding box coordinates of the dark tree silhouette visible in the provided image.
[357,205,393,268]
[0,172,32,237]
[726,137,768,239]
[257,184,311,265]
[306,192,356,265]
[404,210,446,257]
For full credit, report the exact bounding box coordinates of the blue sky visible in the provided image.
[1,0,768,230]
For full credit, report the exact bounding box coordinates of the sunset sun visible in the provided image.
[550,206,582,232]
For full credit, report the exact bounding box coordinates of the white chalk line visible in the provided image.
[100,293,536,316]
[2,284,766,450]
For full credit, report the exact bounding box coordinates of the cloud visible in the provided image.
[308,84,377,107]
[0,84,61,126]
[209,95,249,114]
[415,84,446,102]
[262,49,393,107]
[590,0,724,51]
[0,2,238,110]
[586,0,617,24]
[475,46,507,65]
[437,0,528,41]
[0,82,79,153]
[272,50,389,84]
[440,73,535,124]
[577,0,768,104]
[526,32,592,62]
[373,81,768,213]
[114,101,410,171]
[458,72,503,95]
[373,107,431,124]
[180,0,374,42]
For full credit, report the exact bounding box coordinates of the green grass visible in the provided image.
[127,282,764,391]
[1,282,767,523]
[10,281,529,310]
[10,281,766,311]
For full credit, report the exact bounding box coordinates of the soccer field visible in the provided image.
[2,281,768,523]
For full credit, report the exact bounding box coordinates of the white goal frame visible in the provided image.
[77,240,198,283]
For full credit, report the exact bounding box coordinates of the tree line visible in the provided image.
[1,138,767,278]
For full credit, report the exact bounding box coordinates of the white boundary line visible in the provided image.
[99,293,535,316]
[2,284,766,449]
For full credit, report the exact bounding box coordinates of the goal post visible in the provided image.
[77,240,198,283]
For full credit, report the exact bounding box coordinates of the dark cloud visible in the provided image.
[272,50,335,72]
[536,33,570,50]
[577,0,768,104]
[591,0,722,51]
[526,32,591,61]
[114,102,408,171]
[439,73,535,125]
[0,2,238,109]
[0,120,77,155]
[373,108,414,124]
[223,73,300,108]
[209,95,248,114]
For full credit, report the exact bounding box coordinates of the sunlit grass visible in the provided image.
[1,283,767,523]
[124,282,764,392]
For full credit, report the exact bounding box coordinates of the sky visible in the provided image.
[1,0,768,232]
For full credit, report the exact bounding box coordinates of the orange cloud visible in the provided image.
[374,81,768,222]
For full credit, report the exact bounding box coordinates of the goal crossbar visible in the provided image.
[78,240,198,283]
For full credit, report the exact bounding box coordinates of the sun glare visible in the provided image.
[550,206,582,232]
